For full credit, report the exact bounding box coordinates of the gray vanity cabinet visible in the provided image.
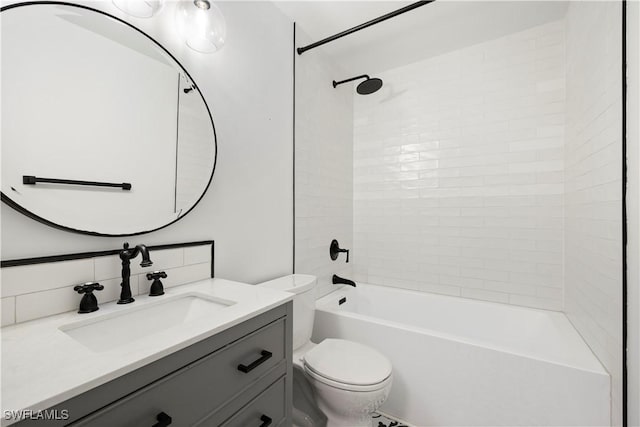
[15,303,293,427]
[215,377,286,427]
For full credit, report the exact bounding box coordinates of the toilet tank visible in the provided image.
[258,274,317,351]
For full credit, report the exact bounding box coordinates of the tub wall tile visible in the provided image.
[461,288,509,304]
[294,28,353,299]
[564,2,623,425]
[508,294,563,311]
[352,20,566,311]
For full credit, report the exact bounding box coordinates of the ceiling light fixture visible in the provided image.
[175,0,226,53]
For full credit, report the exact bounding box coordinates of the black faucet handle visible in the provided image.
[147,271,167,297]
[74,282,103,313]
[330,239,350,263]
[146,271,167,280]
[74,282,104,294]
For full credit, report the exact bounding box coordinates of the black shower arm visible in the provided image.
[333,75,370,88]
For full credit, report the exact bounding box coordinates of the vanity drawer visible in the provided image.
[71,318,286,427]
[206,377,285,427]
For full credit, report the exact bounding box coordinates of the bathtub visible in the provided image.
[313,283,610,426]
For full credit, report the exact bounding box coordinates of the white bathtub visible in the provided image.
[313,283,610,426]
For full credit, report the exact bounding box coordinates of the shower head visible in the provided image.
[356,77,383,95]
[333,74,383,95]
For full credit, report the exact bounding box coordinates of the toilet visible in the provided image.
[259,274,392,427]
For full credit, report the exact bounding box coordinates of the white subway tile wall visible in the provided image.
[565,2,623,425]
[295,29,353,298]
[353,21,566,310]
[184,245,212,265]
[1,259,94,297]
[0,244,212,326]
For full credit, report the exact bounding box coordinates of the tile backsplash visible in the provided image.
[1,242,213,326]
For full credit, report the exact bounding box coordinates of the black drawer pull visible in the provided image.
[237,350,272,373]
[259,415,272,427]
[152,412,172,427]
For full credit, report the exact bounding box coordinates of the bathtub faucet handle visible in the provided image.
[329,239,350,263]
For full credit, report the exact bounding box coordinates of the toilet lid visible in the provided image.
[303,339,392,386]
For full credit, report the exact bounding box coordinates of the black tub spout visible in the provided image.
[332,274,356,287]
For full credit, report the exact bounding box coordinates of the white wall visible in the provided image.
[564,2,623,425]
[352,20,566,310]
[294,28,353,298]
[0,1,294,285]
[627,0,640,425]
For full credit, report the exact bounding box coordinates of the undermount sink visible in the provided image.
[60,293,235,352]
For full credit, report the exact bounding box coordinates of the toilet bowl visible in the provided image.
[258,274,392,427]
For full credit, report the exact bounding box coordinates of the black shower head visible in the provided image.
[333,74,383,95]
[356,77,383,95]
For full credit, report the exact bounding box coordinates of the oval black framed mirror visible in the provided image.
[1,1,217,236]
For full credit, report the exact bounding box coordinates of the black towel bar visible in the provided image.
[22,175,131,190]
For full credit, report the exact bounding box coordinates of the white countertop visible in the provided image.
[0,278,293,426]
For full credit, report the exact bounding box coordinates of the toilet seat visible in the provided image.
[304,364,392,392]
[303,339,392,392]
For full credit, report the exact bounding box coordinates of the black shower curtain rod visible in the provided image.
[296,0,435,55]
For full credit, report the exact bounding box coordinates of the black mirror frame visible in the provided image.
[0,1,218,237]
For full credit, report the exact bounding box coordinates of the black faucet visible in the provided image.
[118,242,152,304]
[329,239,350,263]
[332,274,356,287]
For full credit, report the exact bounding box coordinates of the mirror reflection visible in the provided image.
[1,3,216,235]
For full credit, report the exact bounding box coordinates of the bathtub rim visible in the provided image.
[315,283,608,376]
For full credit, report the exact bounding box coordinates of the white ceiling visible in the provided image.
[275,1,569,74]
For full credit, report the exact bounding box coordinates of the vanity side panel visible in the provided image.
[284,300,293,426]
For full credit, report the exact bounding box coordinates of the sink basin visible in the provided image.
[60,293,235,352]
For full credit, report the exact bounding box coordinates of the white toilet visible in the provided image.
[259,274,392,427]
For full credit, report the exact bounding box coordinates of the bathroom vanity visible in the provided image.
[1,279,293,427]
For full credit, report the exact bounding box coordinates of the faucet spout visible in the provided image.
[138,244,152,267]
[332,274,356,287]
[118,242,153,304]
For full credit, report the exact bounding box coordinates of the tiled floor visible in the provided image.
[371,412,411,427]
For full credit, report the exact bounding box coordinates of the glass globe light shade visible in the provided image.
[175,0,226,53]
[113,0,164,18]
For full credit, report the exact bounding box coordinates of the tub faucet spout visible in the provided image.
[332,274,356,287]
